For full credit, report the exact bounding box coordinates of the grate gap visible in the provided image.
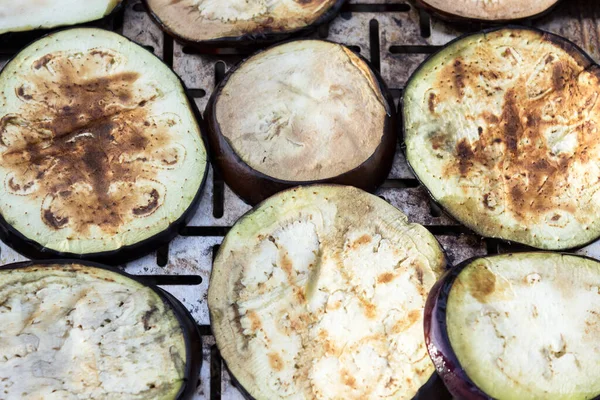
[426,225,473,235]
[198,325,212,335]
[318,23,329,38]
[389,45,442,54]
[157,243,169,266]
[486,238,500,255]
[381,179,420,188]
[347,45,361,53]
[163,32,173,66]
[188,88,206,98]
[429,200,444,218]
[210,345,222,400]
[180,226,230,236]
[214,61,226,86]
[419,8,431,38]
[112,5,126,34]
[342,4,411,12]
[132,2,145,12]
[135,275,202,285]
[142,45,155,53]
[369,19,380,71]
[212,173,225,219]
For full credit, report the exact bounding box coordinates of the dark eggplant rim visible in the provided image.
[0,26,210,265]
[0,258,202,400]
[425,252,600,400]
[400,25,600,252]
[141,0,346,51]
[0,0,126,41]
[414,0,563,24]
[204,38,397,205]
[209,183,451,400]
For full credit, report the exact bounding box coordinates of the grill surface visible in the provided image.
[1,1,600,398]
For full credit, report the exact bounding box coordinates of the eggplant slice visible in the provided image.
[415,0,560,22]
[143,0,344,47]
[0,0,123,35]
[425,252,600,400]
[403,27,600,250]
[0,28,207,261]
[206,40,395,205]
[209,185,446,399]
[0,260,201,400]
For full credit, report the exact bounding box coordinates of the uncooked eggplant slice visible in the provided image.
[143,0,344,47]
[425,252,600,400]
[209,185,447,399]
[0,28,207,262]
[415,0,560,22]
[0,0,123,35]
[403,27,600,250]
[0,260,201,400]
[206,40,395,205]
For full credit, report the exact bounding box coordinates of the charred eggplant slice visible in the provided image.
[0,260,201,400]
[206,40,395,205]
[209,185,447,399]
[0,0,123,35]
[425,252,600,400]
[403,27,600,250]
[143,0,344,48]
[415,0,560,22]
[0,28,207,262]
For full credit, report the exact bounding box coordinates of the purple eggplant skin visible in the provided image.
[424,263,491,400]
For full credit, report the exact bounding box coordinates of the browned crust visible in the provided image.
[403,26,600,250]
[205,41,395,206]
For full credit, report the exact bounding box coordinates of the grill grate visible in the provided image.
[1,0,600,398]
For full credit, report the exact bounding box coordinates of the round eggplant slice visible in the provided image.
[0,0,123,35]
[425,252,600,400]
[206,40,395,205]
[208,185,447,399]
[415,0,560,22]
[0,260,201,400]
[143,0,344,48]
[403,27,600,250]
[0,28,208,262]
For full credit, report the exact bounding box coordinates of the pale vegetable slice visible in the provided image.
[0,0,123,34]
[0,261,194,400]
[0,28,207,261]
[209,185,446,399]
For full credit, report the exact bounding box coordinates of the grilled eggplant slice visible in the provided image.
[206,40,395,205]
[143,0,344,48]
[425,252,600,400]
[0,260,201,400]
[209,185,447,399]
[0,28,207,262]
[403,27,600,250]
[415,0,560,22]
[0,0,123,35]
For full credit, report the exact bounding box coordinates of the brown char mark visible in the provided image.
[1,50,177,236]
